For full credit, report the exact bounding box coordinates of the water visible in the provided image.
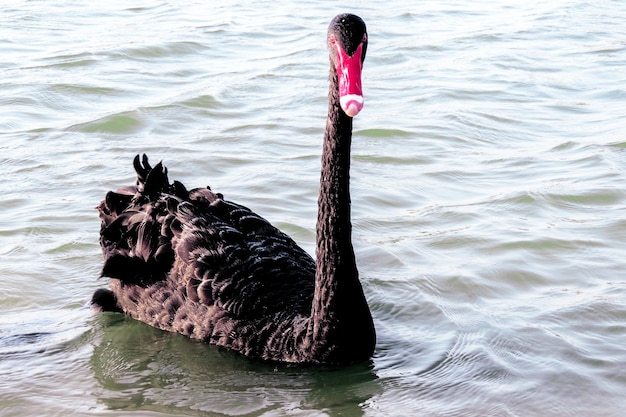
[1,0,625,415]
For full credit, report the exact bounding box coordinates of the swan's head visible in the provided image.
[328,14,367,118]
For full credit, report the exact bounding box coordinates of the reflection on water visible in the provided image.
[90,314,381,416]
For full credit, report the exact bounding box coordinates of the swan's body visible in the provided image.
[92,14,375,365]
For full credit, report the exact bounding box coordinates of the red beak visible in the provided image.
[333,42,364,117]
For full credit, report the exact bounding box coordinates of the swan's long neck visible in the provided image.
[316,68,356,286]
[307,67,374,363]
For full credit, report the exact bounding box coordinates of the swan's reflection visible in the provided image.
[90,314,380,416]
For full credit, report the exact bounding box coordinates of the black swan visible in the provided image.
[92,13,375,365]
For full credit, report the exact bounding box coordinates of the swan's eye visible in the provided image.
[362,34,367,43]
[329,35,336,45]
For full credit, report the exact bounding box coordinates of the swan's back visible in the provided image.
[97,155,316,358]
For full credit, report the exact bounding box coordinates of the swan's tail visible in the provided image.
[90,288,122,313]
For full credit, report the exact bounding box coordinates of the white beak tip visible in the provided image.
[340,95,364,117]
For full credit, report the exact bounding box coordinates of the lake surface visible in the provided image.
[1,1,625,415]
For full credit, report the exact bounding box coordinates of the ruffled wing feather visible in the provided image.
[98,155,316,319]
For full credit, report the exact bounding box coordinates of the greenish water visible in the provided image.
[1,1,626,416]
